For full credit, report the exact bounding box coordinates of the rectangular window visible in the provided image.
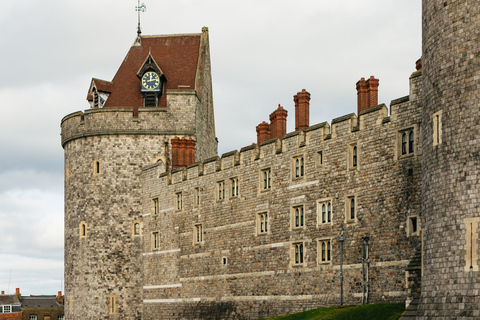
[346,196,356,222]
[29,316,37,320]
[231,177,239,197]
[257,212,268,234]
[109,295,116,315]
[153,198,159,215]
[433,110,443,146]
[408,216,419,236]
[261,169,271,190]
[400,129,415,156]
[176,192,183,210]
[293,155,305,178]
[152,232,159,249]
[316,151,323,167]
[194,188,200,206]
[293,243,304,265]
[317,200,332,225]
[318,239,332,263]
[3,305,11,313]
[217,181,225,200]
[194,224,203,244]
[58,316,65,320]
[292,205,305,229]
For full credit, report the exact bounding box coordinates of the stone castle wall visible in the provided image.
[62,89,217,319]
[140,72,423,319]
[418,0,480,318]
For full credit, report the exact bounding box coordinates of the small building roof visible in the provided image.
[21,296,63,309]
[88,32,202,109]
[0,294,20,305]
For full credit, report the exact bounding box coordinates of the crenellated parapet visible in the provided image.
[61,106,197,148]
[152,94,419,185]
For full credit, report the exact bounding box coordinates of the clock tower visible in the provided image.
[61,27,217,319]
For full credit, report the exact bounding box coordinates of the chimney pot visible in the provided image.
[1,291,4,295]
[16,288,20,294]
[294,89,311,131]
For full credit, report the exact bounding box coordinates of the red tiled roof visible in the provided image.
[93,78,113,93]
[96,33,201,108]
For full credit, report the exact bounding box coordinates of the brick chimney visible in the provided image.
[15,288,21,301]
[256,121,270,145]
[269,105,288,140]
[294,89,310,131]
[171,137,196,169]
[57,291,64,305]
[356,76,379,115]
[366,76,379,108]
[1,291,4,295]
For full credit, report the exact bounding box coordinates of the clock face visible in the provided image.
[141,71,160,91]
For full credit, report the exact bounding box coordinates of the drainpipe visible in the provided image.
[366,236,370,304]
[338,233,346,306]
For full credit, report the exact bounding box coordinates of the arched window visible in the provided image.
[327,202,332,223]
[322,204,326,223]
[300,157,304,176]
[409,131,414,153]
[322,241,326,261]
[134,223,140,235]
[402,132,407,155]
[295,159,299,177]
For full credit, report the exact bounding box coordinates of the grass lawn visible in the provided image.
[261,303,405,320]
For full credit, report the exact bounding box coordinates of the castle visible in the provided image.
[61,1,479,319]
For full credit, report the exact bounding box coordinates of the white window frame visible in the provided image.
[29,315,37,320]
[2,305,11,313]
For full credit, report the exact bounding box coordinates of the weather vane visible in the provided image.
[136,0,147,35]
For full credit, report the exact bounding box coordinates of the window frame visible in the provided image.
[345,195,357,223]
[292,242,305,266]
[217,181,225,200]
[317,198,333,226]
[79,221,87,238]
[291,205,305,230]
[260,168,272,191]
[318,238,332,264]
[175,192,183,211]
[29,315,37,320]
[432,110,443,146]
[292,154,306,179]
[348,143,359,169]
[152,231,160,250]
[194,187,200,207]
[256,212,269,235]
[407,215,420,237]
[230,177,239,198]
[194,224,204,244]
[152,198,159,215]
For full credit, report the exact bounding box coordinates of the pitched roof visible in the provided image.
[0,294,20,305]
[21,296,63,309]
[89,32,202,109]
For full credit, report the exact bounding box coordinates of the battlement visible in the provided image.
[151,96,418,185]
[61,103,197,148]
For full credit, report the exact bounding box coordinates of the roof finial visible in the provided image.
[135,0,147,35]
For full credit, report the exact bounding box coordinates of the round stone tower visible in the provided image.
[61,28,216,319]
[420,0,480,318]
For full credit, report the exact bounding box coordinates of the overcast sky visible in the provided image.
[0,0,421,295]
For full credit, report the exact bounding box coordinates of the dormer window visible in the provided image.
[137,54,166,108]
